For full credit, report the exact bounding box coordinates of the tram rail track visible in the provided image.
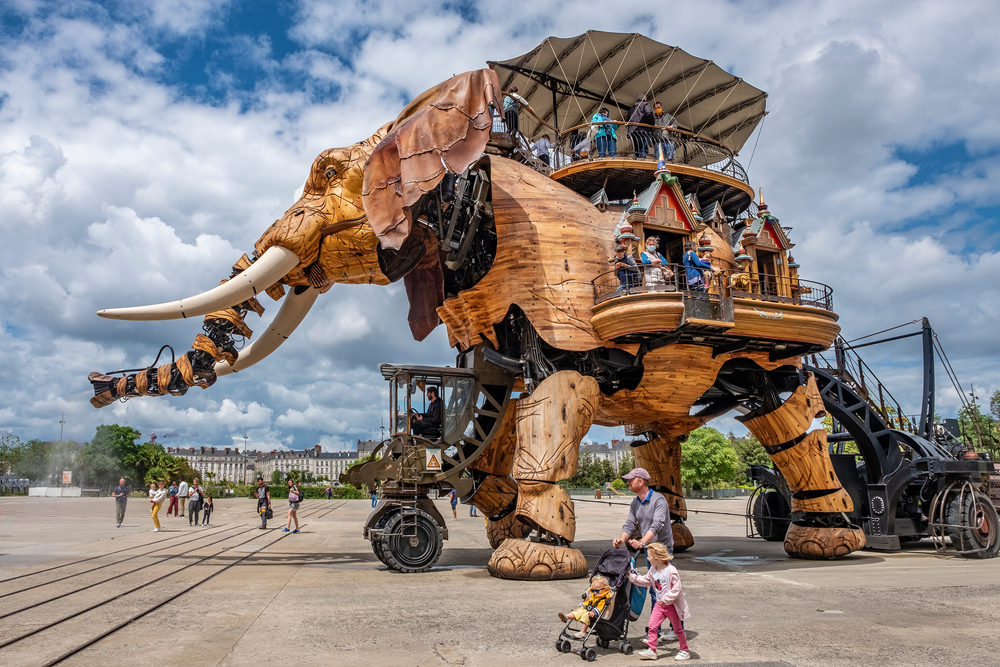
[0,500,347,667]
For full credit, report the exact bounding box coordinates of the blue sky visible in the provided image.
[0,0,998,451]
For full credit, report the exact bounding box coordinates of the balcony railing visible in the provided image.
[594,262,833,311]
[492,95,749,185]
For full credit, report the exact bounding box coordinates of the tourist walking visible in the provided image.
[449,488,458,519]
[167,480,179,517]
[253,477,271,530]
[112,477,129,527]
[630,542,691,661]
[188,479,204,527]
[284,478,302,533]
[202,496,214,526]
[177,479,189,517]
[150,481,167,532]
[371,486,378,508]
[325,485,332,501]
[469,504,478,517]
[612,467,679,643]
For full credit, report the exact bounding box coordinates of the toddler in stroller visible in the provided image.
[558,575,613,637]
[556,547,641,660]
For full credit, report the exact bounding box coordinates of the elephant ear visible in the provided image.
[362,68,501,250]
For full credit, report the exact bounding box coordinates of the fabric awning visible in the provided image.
[489,31,767,154]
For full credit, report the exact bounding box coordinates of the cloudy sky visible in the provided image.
[1,0,998,453]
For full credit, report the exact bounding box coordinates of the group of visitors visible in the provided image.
[111,477,212,531]
[252,475,303,533]
[615,236,719,293]
[559,466,691,661]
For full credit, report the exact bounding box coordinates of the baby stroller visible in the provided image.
[556,547,643,661]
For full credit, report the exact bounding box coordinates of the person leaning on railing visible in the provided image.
[640,236,674,287]
[653,102,678,162]
[627,95,655,159]
[531,133,552,166]
[682,240,717,292]
[591,108,617,158]
[613,243,640,291]
[503,86,532,136]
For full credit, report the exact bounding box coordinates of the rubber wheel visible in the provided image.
[946,490,1000,559]
[752,490,790,541]
[370,511,396,567]
[380,509,444,572]
[560,640,572,653]
[596,636,609,649]
[621,643,634,655]
[583,647,597,661]
[556,640,565,653]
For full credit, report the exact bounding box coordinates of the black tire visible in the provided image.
[371,511,396,567]
[560,640,573,653]
[752,490,789,541]
[621,643,634,655]
[583,647,597,662]
[556,640,565,653]
[946,490,1000,559]
[596,636,609,649]
[380,509,444,573]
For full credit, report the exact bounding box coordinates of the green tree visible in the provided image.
[270,469,283,486]
[76,424,141,487]
[958,402,999,456]
[0,431,23,476]
[618,451,634,476]
[680,427,741,491]
[13,439,53,481]
[990,390,1000,423]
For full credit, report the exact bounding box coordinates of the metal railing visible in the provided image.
[810,344,917,434]
[594,263,834,312]
[493,95,749,185]
[552,121,749,182]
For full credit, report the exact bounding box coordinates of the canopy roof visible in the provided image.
[489,31,767,154]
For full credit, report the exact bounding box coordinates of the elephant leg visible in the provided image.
[487,371,598,580]
[631,430,693,552]
[740,372,865,559]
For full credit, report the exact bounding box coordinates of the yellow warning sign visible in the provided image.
[425,448,442,471]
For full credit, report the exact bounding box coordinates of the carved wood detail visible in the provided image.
[512,372,599,482]
[784,523,866,559]
[488,538,588,580]
[468,474,519,518]
[514,481,577,542]
[486,513,532,549]
[469,396,519,477]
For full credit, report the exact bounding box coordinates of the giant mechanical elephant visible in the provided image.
[89,69,864,579]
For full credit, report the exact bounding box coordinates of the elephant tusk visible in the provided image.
[97,246,301,321]
[214,285,320,376]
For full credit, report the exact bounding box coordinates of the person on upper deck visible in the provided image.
[641,236,674,286]
[531,134,553,166]
[591,108,617,158]
[613,243,640,291]
[682,240,717,292]
[628,95,655,159]
[653,102,678,162]
[503,86,531,136]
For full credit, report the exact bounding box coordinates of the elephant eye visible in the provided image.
[324,167,337,180]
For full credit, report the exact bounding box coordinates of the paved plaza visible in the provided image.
[0,495,998,666]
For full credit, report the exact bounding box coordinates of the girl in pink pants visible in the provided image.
[629,542,691,661]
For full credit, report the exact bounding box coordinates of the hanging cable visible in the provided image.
[746,114,766,170]
[846,320,918,344]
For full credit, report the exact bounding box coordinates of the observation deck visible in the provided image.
[591,264,839,360]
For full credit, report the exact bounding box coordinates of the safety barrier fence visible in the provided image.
[593,263,833,312]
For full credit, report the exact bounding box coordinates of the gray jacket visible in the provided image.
[622,489,674,549]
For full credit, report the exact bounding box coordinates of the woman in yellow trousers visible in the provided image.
[151,481,167,531]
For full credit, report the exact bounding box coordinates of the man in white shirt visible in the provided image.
[177,479,189,518]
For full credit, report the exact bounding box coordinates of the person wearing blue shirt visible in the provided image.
[682,240,715,292]
[591,107,617,158]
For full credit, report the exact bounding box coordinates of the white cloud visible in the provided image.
[0,0,997,451]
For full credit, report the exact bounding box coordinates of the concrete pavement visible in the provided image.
[0,495,997,666]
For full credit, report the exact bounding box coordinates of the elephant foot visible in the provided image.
[487,539,588,580]
[486,513,531,549]
[671,521,694,553]
[784,520,866,559]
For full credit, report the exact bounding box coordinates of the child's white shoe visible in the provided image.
[674,650,690,661]
[663,630,678,641]
[637,649,658,660]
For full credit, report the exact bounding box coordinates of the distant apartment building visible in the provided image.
[167,447,263,483]
[255,445,360,482]
[580,440,631,472]
[357,439,381,460]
